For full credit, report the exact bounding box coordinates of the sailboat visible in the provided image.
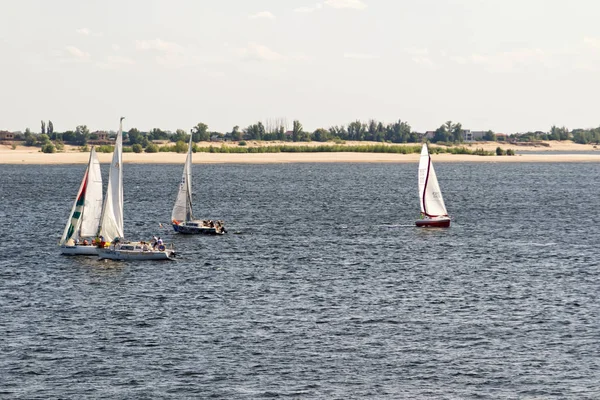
[416,143,451,228]
[171,136,226,235]
[96,117,175,260]
[59,147,103,255]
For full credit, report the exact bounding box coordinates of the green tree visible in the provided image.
[145,143,159,153]
[312,128,330,142]
[148,128,168,141]
[257,122,265,141]
[292,120,303,142]
[62,130,76,143]
[432,125,449,143]
[549,125,560,140]
[191,122,210,142]
[41,120,46,134]
[38,134,50,145]
[171,129,189,143]
[174,140,188,153]
[231,125,243,141]
[347,120,366,141]
[483,130,496,141]
[132,143,143,153]
[42,143,56,153]
[74,125,90,145]
[24,128,36,146]
[48,120,54,135]
[451,122,463,142]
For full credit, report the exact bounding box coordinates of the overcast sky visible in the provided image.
[1,0,600,134]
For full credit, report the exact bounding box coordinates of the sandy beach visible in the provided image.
[1,141,600,164]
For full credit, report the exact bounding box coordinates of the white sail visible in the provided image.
[79,148,103,237]
[98,118,124,241]
[418,144,448,217]
[171,136,194,222]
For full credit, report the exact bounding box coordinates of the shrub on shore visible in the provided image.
[41,143,56,153]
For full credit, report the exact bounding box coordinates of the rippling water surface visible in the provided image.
[1,162,600,399]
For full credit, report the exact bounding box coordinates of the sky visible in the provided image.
[1,0,600,134]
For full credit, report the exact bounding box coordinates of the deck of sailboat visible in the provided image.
[173,220,225,235]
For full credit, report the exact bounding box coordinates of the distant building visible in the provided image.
[463,130,488,142]
[424,131,436,140]
[0,131,15,140]
[92,131,109,141]
[87,130,111,145]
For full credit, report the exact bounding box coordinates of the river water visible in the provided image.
[1,162,599,399]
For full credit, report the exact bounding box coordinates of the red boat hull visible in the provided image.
[415,218,451,228]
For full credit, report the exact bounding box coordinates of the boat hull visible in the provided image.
[60,245,99,256]
[173,221,225,235]
[97,248,175,261]
[415,218,451,228]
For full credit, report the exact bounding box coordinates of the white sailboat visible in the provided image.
[416,144,451,228]
[97,117,175,260]
[59,147,103,255]
[171,136,225,235]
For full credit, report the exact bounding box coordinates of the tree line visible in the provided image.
[9,119,600,152]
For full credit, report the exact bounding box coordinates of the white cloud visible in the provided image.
[64,45,91,62]
[411,56,435,69]
[249,11,275,19]
[325,0,367,10]
[583,36,600,49]
[405,47,429,56]
[97,55,135,70]
[112,44,120,51]
[239,42,284,62]
[450,55,467,65]
[135,38,184,53]
[76,28,90,36]
[136,38,195,67]
[343,52,378,59]
[449,48,549,72]
[294,3,323,13]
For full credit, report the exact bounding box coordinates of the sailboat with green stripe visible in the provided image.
[59,147,103,255]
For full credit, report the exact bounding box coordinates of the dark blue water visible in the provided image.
[517,150,600,155]
[1,162,600,399]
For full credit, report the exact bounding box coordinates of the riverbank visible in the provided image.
[2,141,600,164]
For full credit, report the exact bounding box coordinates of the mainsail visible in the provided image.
[98,118,125,241]
[171,136,194,222]
[60,148,103,244]
[418,144,448,217]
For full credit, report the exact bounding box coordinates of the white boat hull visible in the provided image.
[97,248,175,261]
[60,245,99,256]
[97,241,175,261]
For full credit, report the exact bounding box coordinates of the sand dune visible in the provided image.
[1,141,599,164]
